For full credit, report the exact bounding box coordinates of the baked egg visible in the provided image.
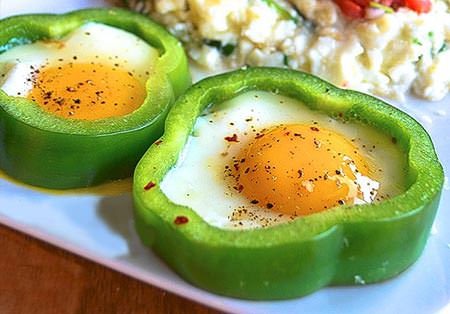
[0,22,158,120]
[161,91,406,229]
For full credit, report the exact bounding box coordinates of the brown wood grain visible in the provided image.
[0,224,223,314]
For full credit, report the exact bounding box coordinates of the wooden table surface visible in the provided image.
[0,224,223,314]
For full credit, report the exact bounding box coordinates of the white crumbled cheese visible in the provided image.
[273,20,297,43]
[244,2,281,44]
[130,0,450,101]
[414,49,450,100]
[189,0,247,42]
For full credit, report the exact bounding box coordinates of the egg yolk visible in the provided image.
[232,124,379,216]
[27,63,146,120]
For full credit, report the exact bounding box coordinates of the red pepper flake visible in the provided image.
[174,216,189,225]
[310,126,320,132]
[225,134,239,142]
[144,181,156,191]
[154,139,163,145]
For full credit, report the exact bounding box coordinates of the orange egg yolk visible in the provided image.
[27,63,146,120]
[232,124,378,216]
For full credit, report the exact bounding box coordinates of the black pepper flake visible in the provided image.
[250,200,259,204]
[310,126,320,132]
[154,139,163,145]
[266,203,274,209]
[174,216,189,225]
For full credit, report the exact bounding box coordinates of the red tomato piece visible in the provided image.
[335,0,365,18]
[405,0,432,12]
[353,0,371,6]
[380,0,394,6]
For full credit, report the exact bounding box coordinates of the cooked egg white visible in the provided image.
[0,23,159,120]
[161,91,406,229]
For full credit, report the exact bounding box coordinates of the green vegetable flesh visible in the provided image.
[133,68,443,300]
[0,8,191,188]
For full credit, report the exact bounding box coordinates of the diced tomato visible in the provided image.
[380,0,394,6]
[404,0,432,13]
[391,0,406,9]
[334,0,431,18]
[334,0,365,18]
[352,0,371,6]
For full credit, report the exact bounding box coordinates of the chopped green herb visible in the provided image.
[413,38,423,46]
[261,0,298,23]
[438,42,448,54]
[428,31,434,39]
[283,54,289,67]
[415,54,424,65]
[204,39,236,56]
[222,43,236,56]
[369,2,394,13]
[204,39,221,50]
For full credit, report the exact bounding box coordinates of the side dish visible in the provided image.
[128,0,450,101]
[133,68,443,299]
[0,8,190,188]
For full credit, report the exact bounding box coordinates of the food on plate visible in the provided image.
[1,22,156,120]
[160,90,405,228]
[0,8,190,189]
[334,0,432,18]
[128,0,450,101]
[133,68,443,299]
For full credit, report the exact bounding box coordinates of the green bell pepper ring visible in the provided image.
[133,68,443,300]
[0,8,191,189]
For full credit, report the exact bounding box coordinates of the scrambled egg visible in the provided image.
[129,0,450,101]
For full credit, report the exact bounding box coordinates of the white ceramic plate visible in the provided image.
[1,2,449,313]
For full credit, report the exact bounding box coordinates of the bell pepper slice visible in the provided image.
[133,68,443,300]
[0,8,191,189]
